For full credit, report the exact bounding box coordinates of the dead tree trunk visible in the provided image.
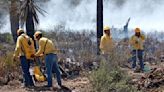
[97,0,103,55]
[9,0,19,43]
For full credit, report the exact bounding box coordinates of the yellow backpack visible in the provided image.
[33,66,46,82]
[20,34,35,59]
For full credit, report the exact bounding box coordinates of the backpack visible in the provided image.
[20,34,35,59]
[33,66,46,82]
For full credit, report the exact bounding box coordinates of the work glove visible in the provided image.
[31,54,35,58]
[13,56,16,61]
[13,55,18,61]
[39,54,44,57]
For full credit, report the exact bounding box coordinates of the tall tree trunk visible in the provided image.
[97,0,103,55]
[9,0,19,43]
[26,7,35,40]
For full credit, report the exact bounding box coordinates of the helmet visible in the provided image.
[104,26,110,31]
[34,31,42,39]
[17,29,24,36]
[135,27,141,33]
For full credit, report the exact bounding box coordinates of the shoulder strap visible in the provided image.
[43,39,48,54]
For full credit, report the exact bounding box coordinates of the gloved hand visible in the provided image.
[31,54,35,58]
[39,54,44,57]
[13,55,18,61]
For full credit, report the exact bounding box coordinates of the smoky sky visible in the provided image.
[37,0,164,32]
[1,0,164,33]
[37,0,96,31]
[104,0,164,32]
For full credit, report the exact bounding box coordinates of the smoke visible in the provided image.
[38,0,164,32]
[104,0,164,32]
[37,0,96,31]
[1,0,164,33]
[0,8,10,33]
[0,15,10,33]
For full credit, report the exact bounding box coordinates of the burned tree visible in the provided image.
[123,17,130,39]
[97,0,103,54]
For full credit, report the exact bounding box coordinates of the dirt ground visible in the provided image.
[0,76,91,92]
[122,62,164,92]
[0,63,163,92]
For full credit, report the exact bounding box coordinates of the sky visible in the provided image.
[1,0,164,33]
[104,0,164,32]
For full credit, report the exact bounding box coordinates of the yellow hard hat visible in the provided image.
[17,29,24,35]
[34,31,42,39]
[135,27,141,33]
[104,26,110,31]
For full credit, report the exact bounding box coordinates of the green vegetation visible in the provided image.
[0,52,19,76]
[88,44,144,92]
[90,62,139,92]
[0,33,13,43]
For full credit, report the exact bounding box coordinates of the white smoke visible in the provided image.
[0,15,10,33]
[37,0,96,31]
[1,0,164,33]
[104,0,164,32]
[38,0,164,32]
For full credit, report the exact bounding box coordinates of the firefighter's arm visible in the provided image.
[129,36,135,46]
[13,37,22,57]
[35,40,44,56]
[13,37,21,61]
[141,34,145,42]
[99,37,105,52]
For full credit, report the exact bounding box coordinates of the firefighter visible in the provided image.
[33,31,62,88]
[13,29,35,87]
[100,26,114,56]
[130,27,145,72]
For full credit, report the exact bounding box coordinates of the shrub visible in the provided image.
[90,50,140,92]
[0,52,20,77]
[0,33,13,43]
[90,61,139,92]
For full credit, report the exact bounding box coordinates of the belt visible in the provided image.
[46,53,56,55]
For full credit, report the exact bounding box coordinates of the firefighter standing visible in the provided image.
[13,29,35,87]
[33,31,62,88]
[100,26,114,56]
[130,27,145,72]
